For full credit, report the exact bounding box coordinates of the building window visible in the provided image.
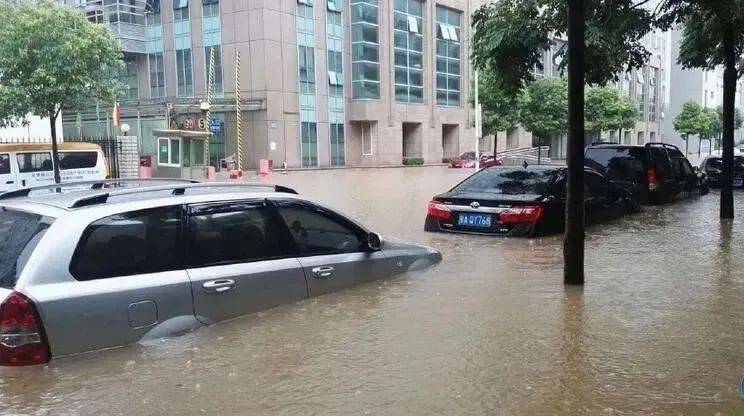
[297,2,313,33]
[328,50,343,97]
[158,138,181,167]
[148,53,165,98]
[205,45,223,95]
[649,68,657,122]
[551,40,566,76]
[173,0,189,21]
[202,0,219,17]
[301,122,318,167]
[299,45,316,95]
[436,6,461,107]
[327,0,343,37]
[176,49,193,97]
[361,122,372,155]
[637,69,646,120]
[327,0,342,12]
[330,123,345,166]
[118,54,139,101]
[351,0,380,100]
[394,0,423,104]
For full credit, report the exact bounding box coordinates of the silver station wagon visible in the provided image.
[0,180,441,366]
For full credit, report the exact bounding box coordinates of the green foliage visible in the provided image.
[478,70,520,136]
[673,100,705,136]
[716,105,744,131]
[519,77,568,140]
[699,107,721,140]
[441,157,454,164]
[403,157,424,166]
[584,86,638,134]
[472,0,655,98]
[0,1,123,126]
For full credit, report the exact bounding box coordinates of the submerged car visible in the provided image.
[425,165,638,237]
[449,152,500,169]
[701,155,744,188]
[584,143,709,204]
[0,180,441,366]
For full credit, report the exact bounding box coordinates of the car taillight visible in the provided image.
[427,200,452,220]
[647,169,658,191]
[0,292,50,366]
[500,205,544,224]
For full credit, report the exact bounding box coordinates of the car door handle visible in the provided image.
[203,279,236,294]
[312,266,335,279]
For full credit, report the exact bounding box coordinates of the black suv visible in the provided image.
[584,143,709,204]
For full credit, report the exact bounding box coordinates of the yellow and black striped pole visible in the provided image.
[235,50,243,171]
[205,46,215,169]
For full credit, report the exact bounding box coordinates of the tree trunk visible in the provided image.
[49,113,61,184]
[564,0,585,285]
[685,135,689,155]
[537,135,542,165]
[698,136,702,157]
[721,32,736,219]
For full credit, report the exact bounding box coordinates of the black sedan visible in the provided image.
[425,165,639,237]
[701,155,744,188]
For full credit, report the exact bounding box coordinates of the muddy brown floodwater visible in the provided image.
[2,166,744,415]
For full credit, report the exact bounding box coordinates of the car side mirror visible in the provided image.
[367,232,382,251]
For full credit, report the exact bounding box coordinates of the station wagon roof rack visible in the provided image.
[68,182,298,209]
[0,178,198,200]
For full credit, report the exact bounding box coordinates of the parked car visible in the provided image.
[479,155,503,168]
[0,142,108,193]
[449,152,500,169]
[0,180,441,366]
[584,143,708,204]
[425,165,638,237]
[700,155,744,188]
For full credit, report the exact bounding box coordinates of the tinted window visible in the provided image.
[187,202,287,267]
[276,201,366,256]
[585,147,646,183]
[670,157,694,177]
[17,152,53,173]
[452,168,560,196]
[0,154,9,175]
[71,206,182,280]
[648,148,671,179]
[60,152,98,170]
[706,157,744,171]
[0,210,52,289]
[585,172,612,199]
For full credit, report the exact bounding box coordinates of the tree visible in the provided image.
[0,1,122,184]
[584,86,638,141]
[658,0,744,219]
[699,107,721,155]
[476,70,521,153]
[715,106,743,150]
[673,100,705,153]
[519,77,569,151]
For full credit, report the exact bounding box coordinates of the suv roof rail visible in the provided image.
[68,182,298,209]
[588,141,621,146]
[645,142,682,152]
[0,178,198,201]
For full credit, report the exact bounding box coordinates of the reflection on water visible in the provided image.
[2,166,744,415]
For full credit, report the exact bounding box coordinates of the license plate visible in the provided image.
[735,178,743,187]
[458,213,492,228]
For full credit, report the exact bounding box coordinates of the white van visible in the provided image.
[0,143,108,193]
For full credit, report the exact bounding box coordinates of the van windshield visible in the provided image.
[585,147,646,183]
[0,209,53,289]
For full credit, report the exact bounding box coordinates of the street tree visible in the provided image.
[658,0,744,219]
[584,86,638,141]
[673,100,705,153]
[0,1,123,184]
[472,0,656,285]
[478,70,521,153]
[714,105,743,150]
[519,77,568,152]
[699,107,721,155]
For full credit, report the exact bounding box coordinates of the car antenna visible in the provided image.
[522,161,529,169]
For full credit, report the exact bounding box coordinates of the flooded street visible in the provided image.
[2,166,744,415]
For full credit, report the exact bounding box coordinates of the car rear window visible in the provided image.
[60,152,98,170]
[0,209,53,289]
[648,147,672,179]
[452,168,560,196]
[585,147,646,183]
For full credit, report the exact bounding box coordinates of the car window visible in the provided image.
[70,206,182,281]
[671,157,694,177]
[187,202,288,267]
[452,168,560,196]
[648,148,671,179]
[275,201,367,256]
[60,152,98,170]
[585,147,646,183]
[17,152,53,173]
[0,154,10,175]
[585,172,612,200]
[0,209,53,289]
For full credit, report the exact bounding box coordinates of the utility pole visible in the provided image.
[474,69,481,171]
[564,0,585,285]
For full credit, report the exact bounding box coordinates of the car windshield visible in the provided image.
[585,147,646,183]
[452,168,560,196]
[459,152,475,160]
[0,208,53,289]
